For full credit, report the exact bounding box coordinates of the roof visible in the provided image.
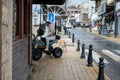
[33,0,66,5]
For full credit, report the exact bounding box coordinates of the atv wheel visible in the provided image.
[32,49,42,60]
[53,47,63,58]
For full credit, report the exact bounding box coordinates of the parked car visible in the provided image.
[66,22,72,29]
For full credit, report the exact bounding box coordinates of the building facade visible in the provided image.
[88,0,95,27]
[95,0,120,36]
[0,0,66,80]
[79,2,89,27]
[0,0,32,80]
[116,0,120,36]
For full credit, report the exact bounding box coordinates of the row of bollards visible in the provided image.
[68,31,105,80]
[80,44,93,67]
[81,43,105,80]
[80,43,105,80]
[69,32,105,80]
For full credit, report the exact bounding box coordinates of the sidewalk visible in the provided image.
[80,27,120,44]
[29,34,110,80]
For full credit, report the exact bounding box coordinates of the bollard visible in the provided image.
[87,44,93,67]
[66,30,68,35]
[72,33,74,43]
[80,44,85,58]
[69,32,71,38]
[76,40,80,51]
[98,57,105,80]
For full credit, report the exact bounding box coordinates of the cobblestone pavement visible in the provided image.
[29,34,110,80]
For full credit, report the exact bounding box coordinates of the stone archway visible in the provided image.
[47,6,66,32]
[47,5,66,18]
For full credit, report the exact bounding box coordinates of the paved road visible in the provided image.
[68,28,120,80]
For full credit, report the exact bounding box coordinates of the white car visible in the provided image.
[66,22,72,29]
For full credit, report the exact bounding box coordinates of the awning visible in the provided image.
[92,12,100,21]
[47,6,67,19]
[33,0,66,5]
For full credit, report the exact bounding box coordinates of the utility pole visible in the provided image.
[40,5,42,27]
[65,0,67,34]
[114,0,117,38]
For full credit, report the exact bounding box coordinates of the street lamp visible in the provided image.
[40,5,42,27]
[114,0,117,38]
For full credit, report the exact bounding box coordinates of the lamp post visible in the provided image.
[114,0,117,38]
[65,1,67,35]
[40,5,42,27]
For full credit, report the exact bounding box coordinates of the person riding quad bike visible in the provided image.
[32,21,63,60]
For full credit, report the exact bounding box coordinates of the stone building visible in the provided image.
[0,0,32,80]
[79,1,89,27]
[0,0,66,80]
[95,0,120,36]
[115,0,120,36]
[66,5,81,25]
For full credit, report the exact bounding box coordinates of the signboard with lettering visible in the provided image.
[98,3,106,16]
[48,12,55,23]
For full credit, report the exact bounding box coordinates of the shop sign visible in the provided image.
[116,2,120,12]
[98,3,106,16]
[48,12,55,23]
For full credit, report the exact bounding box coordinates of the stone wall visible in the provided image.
[12,39,28,80]
[1,0,13,80]
[0,0,32,79]
[12,0,29,80]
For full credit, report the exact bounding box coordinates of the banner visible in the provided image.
[48,12,55,23]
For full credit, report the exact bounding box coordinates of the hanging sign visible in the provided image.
[48,12,55,23]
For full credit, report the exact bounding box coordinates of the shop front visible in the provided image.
[98,2,114,35]
[98,2,107,35]
[116,2,120,36]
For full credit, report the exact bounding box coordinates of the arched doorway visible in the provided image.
[47,5,66,32]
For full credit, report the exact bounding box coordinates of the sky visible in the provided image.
[67,0,88,6]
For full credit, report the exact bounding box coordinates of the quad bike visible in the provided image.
[32,28,63,60]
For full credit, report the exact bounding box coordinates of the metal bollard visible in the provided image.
[98,57,105,80]
[87,44,93,67]
[76,40,80,51]
[69,32,71,38]
[72,33,74,43]
[66,30,68,35]
[80,44,85,58]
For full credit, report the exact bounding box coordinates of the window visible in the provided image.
[23,0,28,37]
[15,0,22,40]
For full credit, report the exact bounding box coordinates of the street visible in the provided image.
[68,28,120,80]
